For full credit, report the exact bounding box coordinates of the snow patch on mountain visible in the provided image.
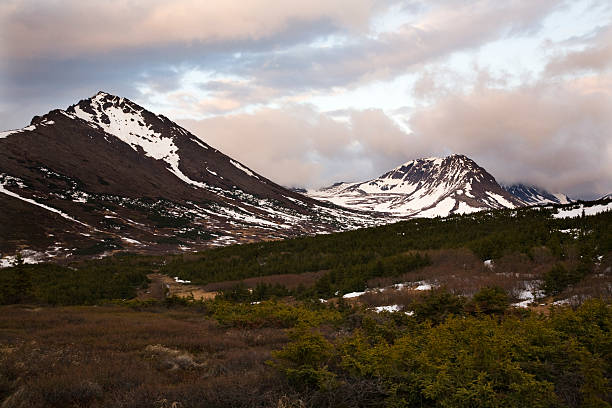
[230,159,259,179]
[0,175,89,227]
[70,92,217,189]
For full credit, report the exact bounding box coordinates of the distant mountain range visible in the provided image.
[0,91,581,264]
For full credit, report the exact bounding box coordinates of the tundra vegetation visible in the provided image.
[0,202,611,407]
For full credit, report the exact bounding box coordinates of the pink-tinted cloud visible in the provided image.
[545,25,612,75]
[179,105,414,188]
[0,0,382,59]
[409,74,612,197]
[179,70,611,198]
[1,0,610,199]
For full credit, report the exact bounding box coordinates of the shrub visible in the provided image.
[543,263,591,296]
[412,288,466,324]
[466,286,509,315]
[271,325,337,390]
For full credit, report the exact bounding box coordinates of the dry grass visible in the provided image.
[0,305,290,408]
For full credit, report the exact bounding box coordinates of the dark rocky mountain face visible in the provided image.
[0,92,381,263]
[501,183,571,205]
[309,155,524,217]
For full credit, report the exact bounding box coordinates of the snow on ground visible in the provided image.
[0,129,20,139]
[0,180,89,227]
[0,124,36,139]
[370,305,414,315]
[174,276,191,284]
[552,296,579,306]
[373,305,401,313]
[392,281,435,291]
[456,201,482,214]
[553,202,612,219]
[511,281,544,308]
[189,134,209,149]
[73,93,211,190]
[343,291,367,298]
[414,282,432,291]
[230,159,258,178]
[552,193,571,204]
[486,192,515,208]
[418,197,456,218]
[121,237,142,245]
[1,250,46,268]
[342,280,435,299]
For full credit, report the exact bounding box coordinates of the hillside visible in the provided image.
[0,92,383,263]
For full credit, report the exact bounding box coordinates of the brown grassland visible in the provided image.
[0,305,297,408]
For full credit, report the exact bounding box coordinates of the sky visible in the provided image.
[1,0,611,199]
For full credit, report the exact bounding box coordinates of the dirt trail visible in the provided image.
[137,273,218,301]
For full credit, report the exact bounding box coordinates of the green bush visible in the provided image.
[271,299,611,407]
[466,286,509,315]
[543,263,590,296]
[412,288,466,324]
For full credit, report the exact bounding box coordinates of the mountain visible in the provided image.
[501,183,572,205]
[308,155,524,217]
[0,92,382,263]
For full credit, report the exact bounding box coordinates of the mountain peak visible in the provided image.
[0,91,383,260]
[67,91,146,122]
[310,154,522,217]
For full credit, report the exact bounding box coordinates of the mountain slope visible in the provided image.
[502,183,571,205]
[0,92,382,262]
[309,155,524,217]
[599,193,612,200]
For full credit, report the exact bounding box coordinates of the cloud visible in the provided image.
[1,0,609,199]
[179,105,415,188]
[545,24,612,75]
[179,69,612,199]
[0,0,384,60]
[409,74,612,198]
[237,0,563,91]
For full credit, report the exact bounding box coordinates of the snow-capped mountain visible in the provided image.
[0,92,383,263]
[309,155,523,217]
[501,183,572,205]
